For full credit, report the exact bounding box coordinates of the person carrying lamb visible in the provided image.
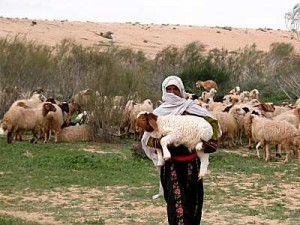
[141,75,221,225]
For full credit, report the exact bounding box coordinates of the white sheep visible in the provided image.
[136,112,213,179]
[250,114,299,162]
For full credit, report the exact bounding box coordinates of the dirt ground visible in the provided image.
[0,147,299,225]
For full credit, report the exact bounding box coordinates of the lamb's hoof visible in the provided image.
[157,162,164,167]
[163,156,171,161]
[276,153,282,158]
[152,193,162,200]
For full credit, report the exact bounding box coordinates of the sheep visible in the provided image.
[212,111,238,148]
[119,99,154,139]
[57,125,92,142]
[201,88,217,103]
[195,80,218,91]
[43,103,64,143]
[9,92,47,110]
[229,86,241,95]
[1,102,56,143]
[250,114,300,163]
[136,112,213,179]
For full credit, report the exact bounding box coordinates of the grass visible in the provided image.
[0,136,300,224]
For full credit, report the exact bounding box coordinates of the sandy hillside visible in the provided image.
[0,17,300,58]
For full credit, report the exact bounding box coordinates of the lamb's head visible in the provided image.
[136,111,158,133]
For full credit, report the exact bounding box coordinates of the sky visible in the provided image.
[0,0,299,30]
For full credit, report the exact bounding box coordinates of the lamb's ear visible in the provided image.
[148,113,158,130]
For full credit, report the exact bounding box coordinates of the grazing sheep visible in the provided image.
[195,80,218,91]
[2,102,56,143]
[250,114,299,162]
[136,112,213,179]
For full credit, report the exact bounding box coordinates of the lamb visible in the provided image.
[136,112,213,179]
[195,80,218,91]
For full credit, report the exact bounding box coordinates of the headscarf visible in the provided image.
[141,75,221,165]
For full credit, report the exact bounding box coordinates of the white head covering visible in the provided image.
[161,75,186,101]
[141,75,221,166]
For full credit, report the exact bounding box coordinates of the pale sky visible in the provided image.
[0,0,299,30]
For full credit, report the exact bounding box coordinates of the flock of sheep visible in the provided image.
[193,80,300,163]
[0,89,90,144]
[0,79,300,164]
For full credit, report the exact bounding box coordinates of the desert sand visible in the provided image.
[0,17,299,58]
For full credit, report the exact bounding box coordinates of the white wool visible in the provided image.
[150,115,213,148]
[140,113,213,178]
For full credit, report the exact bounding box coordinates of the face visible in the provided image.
[166,85,181,97]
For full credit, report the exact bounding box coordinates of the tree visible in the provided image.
[285,3,300,39]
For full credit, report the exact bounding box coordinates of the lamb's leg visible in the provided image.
[160,136,172,161]
[156,148,164,167]
[196,148,209,180]
[196,142,209,179]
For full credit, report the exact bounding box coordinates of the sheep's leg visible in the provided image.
[7,131,13,144]
[247,137,252,149]
[284,144,291,163]
[276,144,282,158]
[265,143,271,162]
[30,130,38,143]
[256,142,262,159]
[44,130,50,143]
[160,137,172,161]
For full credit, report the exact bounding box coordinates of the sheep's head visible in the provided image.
[195,80,203,89]
[136,112,158,133]
[59,102,70,113]
[42,102,57,116]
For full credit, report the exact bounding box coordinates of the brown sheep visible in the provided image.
[195,80,218,91]
[2,102,56,143]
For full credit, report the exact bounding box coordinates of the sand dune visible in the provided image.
[0,17,299,58]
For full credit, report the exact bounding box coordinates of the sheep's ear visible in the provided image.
[148,113,158,131]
